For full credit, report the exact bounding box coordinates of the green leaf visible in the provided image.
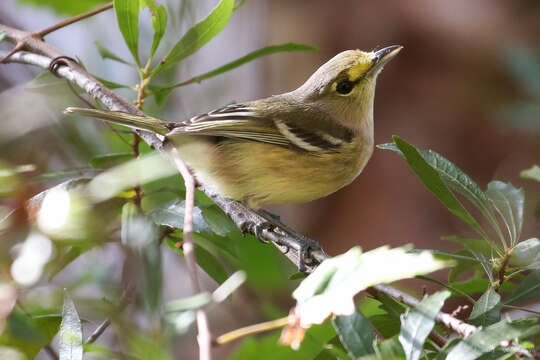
[468,287,501,327]
[333,310,376,357]
[89,153,133,169]
[446,317,538,360]
[59,293,83,360]
[521,165,540,182]
[0,312,61,359]
[141,0,168,59]
[94,41,131,65]
[369,314,401,339]
[0,30,6,42]
[388,136,486,236]
[148,85,174,107]
[152,0,235,74]
[190,43,317,84]
[195,245,228,284]
[486,181,524,246]
[18,0,109,16]
[114,0,141,66]
[443,236,498,257]
[511,237,540,270]
[166,292,212,312]
[504,269,540,304]
[398,291,450,360]
[93,75,130,89]
[201,204,237,236]
[293,246,451,327]
[149,201,211,233]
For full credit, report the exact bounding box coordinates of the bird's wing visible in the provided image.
[168,103,352,152]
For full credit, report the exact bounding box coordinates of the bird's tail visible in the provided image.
[64,107,170,135]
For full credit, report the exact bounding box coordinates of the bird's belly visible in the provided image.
[209,139,373,208]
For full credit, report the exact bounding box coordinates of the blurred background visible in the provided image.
[1,0,539,359]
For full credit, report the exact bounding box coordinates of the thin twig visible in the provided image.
[37,2,113,38]
[215,317,289,345]
[169,145,212,360]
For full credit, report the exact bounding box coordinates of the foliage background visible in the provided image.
[0,0,539,359]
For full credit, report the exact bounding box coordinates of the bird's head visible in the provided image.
[293,45,402,130]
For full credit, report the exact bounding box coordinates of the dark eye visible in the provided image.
[336,80,354,95]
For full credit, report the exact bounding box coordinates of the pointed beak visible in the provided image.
[370,45,403,73]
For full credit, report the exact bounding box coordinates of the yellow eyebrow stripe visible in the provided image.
[346,52,375,81]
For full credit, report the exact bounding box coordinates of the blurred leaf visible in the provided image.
[521,165,540,182]
[369,314,401,339]
[384,137,486,237]
[504,269,540,304]
[201,204,237,236]
[486,181,524,246]
[33,168,100,182]
[333,309,376,357]
[468,287,501,327]
[18,0,109,16]
[443,236,498,257]
[446,317,538,360]
[148,85,173,107]
[152,0,235,74]
[59,293,83,360]
[93,75,130,89]
[94,41,131,65]
[399,291,450,360]
[510,237,540,270]
[150,201,211,233]
[166,292,212,312]
[233,0,246,11]
[125,330,171,360]
[212,271,246,302]
[502,46,540,97]
[195,245,229,284]
[229,322,336,360]
[0,312,61,359]
[359,337,405,360]
[89,152,133,169]
[0,31,6,42]
[141,0,168,59]
[293,246,451,328]
[114,0,141,66]
[46,245,95,280]
[188,43,318,84]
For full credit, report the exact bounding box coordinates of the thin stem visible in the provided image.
[215,317,289,345]
[502,304,540,316]
[496,250,511,292]
[85,319,111,344]
[416,275,476,304]
[169,144,212,360]
[37,2,113,38]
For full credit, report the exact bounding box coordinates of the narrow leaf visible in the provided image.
[94,41,131,65]
[446,317,538,360]
[114,0,141,66]
[153,0,235,74]
[390,136,486,236]
[191,43,317,83]
[486,181,524,246]
[398,291,450,360]
[468,287,501,327]
[148,84,173,107]
[504,269,540,304]
[0,30,6,42]
[93,75,130,89]
[195,245,228,284]
[521,165,540,182]
[511,237,540,269]
[59,293,83,360]
[141,0,168,58]
[89,153,133,169]
[333,310,377,357]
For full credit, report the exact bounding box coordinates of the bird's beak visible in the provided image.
[369,45,403,74]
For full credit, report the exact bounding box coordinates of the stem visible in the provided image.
[496,250,511,292]
[215,317,289,345]
[37,2,114,38]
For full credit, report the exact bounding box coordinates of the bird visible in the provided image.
[66,45,401,211]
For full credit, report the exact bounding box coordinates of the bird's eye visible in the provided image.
[336,80,354,95]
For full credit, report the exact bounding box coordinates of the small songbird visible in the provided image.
[66,45,401,210]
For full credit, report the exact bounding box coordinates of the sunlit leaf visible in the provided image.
[89,153,133,169]
[94,41,131,65]
[521,165,540,182]
[333,309,376,357]
[152,0,235,74]
[511,237,540,270]
[293,246,451,328]
[114,0,141,66]
[59,293,83,360]
[446,317,538,360]
[384,137,486,237]
[468,287,501,327]
[399,291,450,360]
[486,181,524,246]
[18,0,109,16]
[141,0,168,58]
[504,269,540,304]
